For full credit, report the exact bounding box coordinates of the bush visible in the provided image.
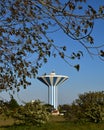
[64,91,104,123]
[11,100,49,126]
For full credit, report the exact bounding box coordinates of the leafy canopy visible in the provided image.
[0,0,104,91]
[0,99,49,126]
[63,91,104,123]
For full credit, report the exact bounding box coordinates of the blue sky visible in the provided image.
[0,0,104,105]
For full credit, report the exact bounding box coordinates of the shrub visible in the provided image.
[11,100,49,126]
[64,91,104,123]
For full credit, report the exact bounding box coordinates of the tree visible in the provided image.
[10,100,49,126]
[7,95,19,110]
[0,0,104,91]
[65,91,104,123]
[0,99,49,126]
[0,95,19,116]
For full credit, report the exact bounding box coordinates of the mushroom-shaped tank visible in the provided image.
[37,72,68,110]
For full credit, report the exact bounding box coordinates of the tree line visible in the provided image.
[0,0,104,91]
[0,91,104,126]
[59,91,104,123]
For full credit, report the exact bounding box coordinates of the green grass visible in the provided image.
[0,115,104,130]
[0,122,104,130]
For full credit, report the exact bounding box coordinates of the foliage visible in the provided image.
[0,0,104,91]
[0,95,19,116]
[9,100,49,126]
[58,104,71,113]
[0,98,49,126]
[43,104,54,112]
[63,91,104,123]
[7,95,19,110]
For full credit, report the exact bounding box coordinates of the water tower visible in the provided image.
[37,72,68,110]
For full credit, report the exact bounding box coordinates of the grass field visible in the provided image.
[0,115,104,130]
[0,122,104,130]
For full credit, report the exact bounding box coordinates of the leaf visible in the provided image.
[77,53,81,59]
[68,2,75,10]
[63,46,66,51]
[74,64,80,71]
[84,29,87,34]
[78,6,83,9]
[44,58,47,63]
[87,36,94,44]
[78,51,83,57]
[59,52,64,58]
[100,50,104,57]
[46,51,51,57]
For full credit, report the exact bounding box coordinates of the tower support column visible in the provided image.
[51,86,54,107]
[53,86,55,109]
[55,86,58,110]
